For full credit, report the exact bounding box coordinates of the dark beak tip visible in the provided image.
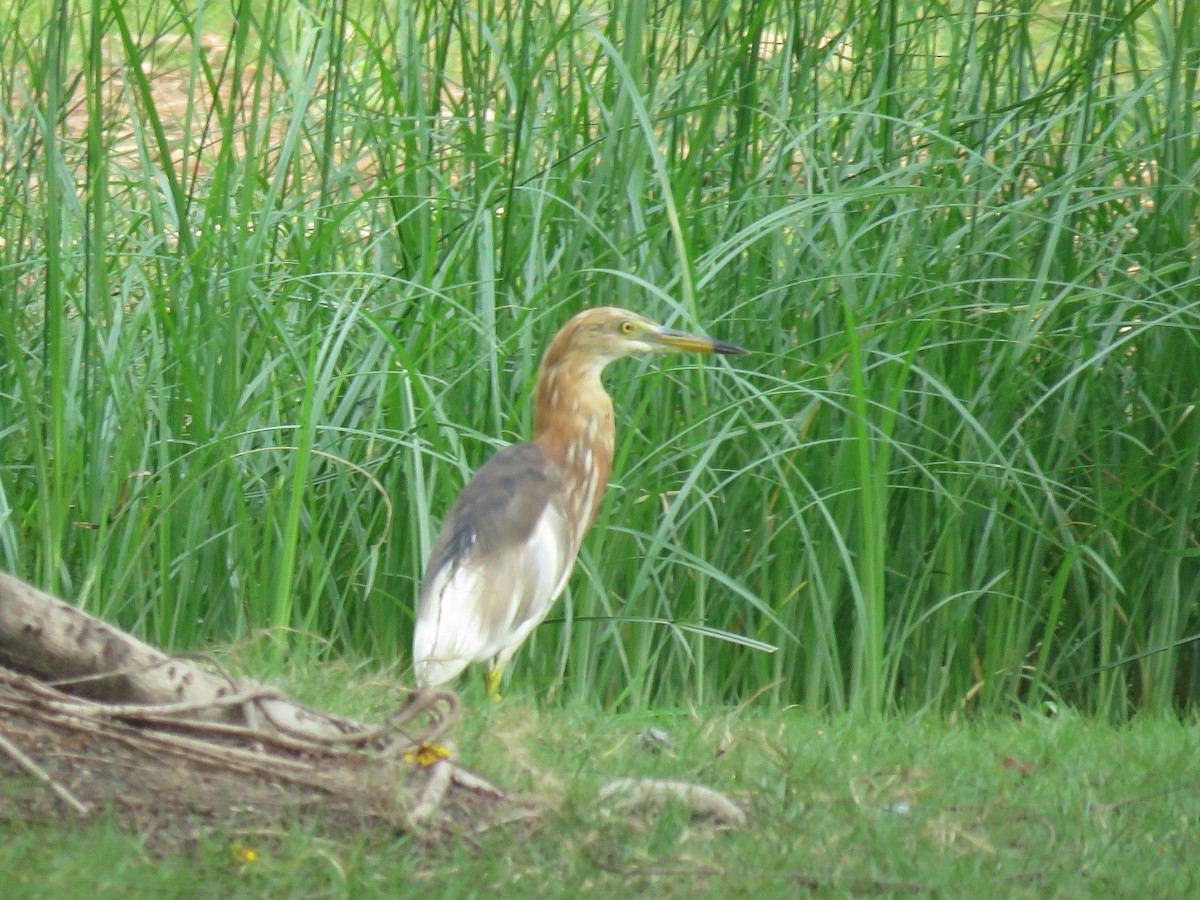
[715,340,749,356]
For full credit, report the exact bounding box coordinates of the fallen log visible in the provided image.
[0,570,369,741]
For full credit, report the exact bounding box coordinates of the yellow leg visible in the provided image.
[484,664,504,701]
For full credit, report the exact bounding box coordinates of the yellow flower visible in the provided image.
[403,743,452,766]
[231,843,259,863]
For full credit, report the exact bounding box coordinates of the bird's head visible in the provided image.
[543,307,747,370]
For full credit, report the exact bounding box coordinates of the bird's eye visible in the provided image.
[620,321,636,335]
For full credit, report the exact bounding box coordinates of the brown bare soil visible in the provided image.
[0,673,520,853]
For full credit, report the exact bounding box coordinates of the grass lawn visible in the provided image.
[2,657,1197,898]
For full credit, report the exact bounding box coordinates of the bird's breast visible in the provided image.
[560,432,612,534]
[533,367,618,538]
[536,426,614,538]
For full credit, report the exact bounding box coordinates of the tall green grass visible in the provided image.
[1,0,1196,715]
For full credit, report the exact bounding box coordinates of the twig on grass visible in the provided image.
[598,777,747,827]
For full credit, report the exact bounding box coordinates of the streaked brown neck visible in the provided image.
[532,356,615,536]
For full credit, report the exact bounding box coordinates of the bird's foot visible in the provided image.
[484,667,504,702]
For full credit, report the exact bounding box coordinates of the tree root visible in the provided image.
[0,570,508,835]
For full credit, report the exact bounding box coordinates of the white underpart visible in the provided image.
[412,503,575,688]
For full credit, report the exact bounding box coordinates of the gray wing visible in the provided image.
[423,442,565,581]
[413,443,574,686]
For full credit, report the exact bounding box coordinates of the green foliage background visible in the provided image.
[1,0,1197,715]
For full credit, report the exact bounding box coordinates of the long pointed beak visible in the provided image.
[650,326,748,356]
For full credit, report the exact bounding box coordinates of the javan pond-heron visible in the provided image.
[412,307,747,698]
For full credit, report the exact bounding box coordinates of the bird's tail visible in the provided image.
[412,653,470,689]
